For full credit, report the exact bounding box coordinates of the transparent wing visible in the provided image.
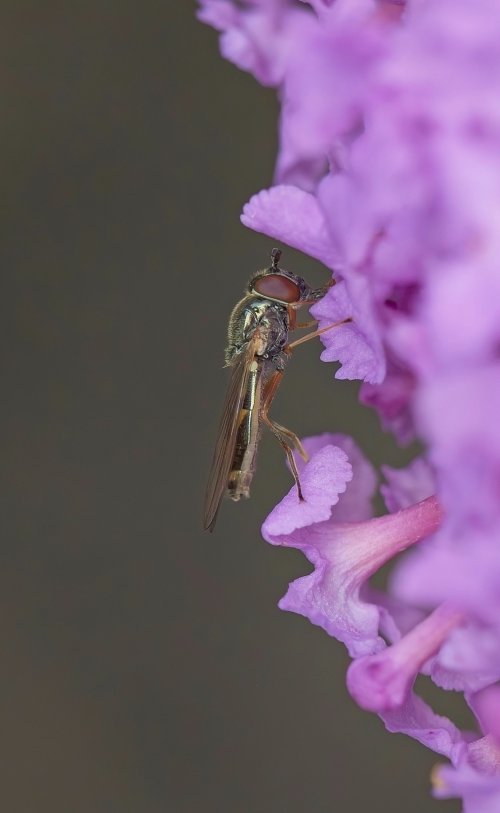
[203,337,258,532]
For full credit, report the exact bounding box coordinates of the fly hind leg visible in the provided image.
[259,316,353,502]
[260,369,306,501]
[261,367,307,460]
[269,420,308,461]
[263,417,305,502]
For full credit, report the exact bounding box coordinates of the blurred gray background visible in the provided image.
[0,3,461,811]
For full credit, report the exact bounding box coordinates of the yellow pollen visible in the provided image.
[430,764,447,792]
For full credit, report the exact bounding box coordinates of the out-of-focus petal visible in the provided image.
[381,456,435,513]
[382,691,464,760]
[360,366,415,445]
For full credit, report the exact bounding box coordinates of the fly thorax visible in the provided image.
[225,298,289,364]
[253,302,289,360]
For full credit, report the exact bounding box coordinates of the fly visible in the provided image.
[203,248,351,532]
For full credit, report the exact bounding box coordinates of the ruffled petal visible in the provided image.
[241,185,341,269]
[302,434,377,522]
[263,444,353,537]
[381,692,464,760]
[264,440,442,656]
[310,280,386,383]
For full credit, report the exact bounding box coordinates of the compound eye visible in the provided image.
[253,273,301,303]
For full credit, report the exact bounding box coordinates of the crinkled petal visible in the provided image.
[241,185,341,270]
[310,279,386,383]
[262,444,353,537]
[275,535,387,657]
[381,691,465,760]
[265,464,442,656]
[262,435,385,655]
[300,434,377,522]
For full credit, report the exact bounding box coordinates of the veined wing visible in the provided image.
[203,336,259,532]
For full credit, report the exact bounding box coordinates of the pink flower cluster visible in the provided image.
[199,1,500,809]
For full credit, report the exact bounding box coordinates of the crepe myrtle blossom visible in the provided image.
[200,0,500,809]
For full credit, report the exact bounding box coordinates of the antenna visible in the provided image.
[270,248,282,269]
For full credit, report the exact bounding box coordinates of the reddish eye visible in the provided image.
[253,274,301,303]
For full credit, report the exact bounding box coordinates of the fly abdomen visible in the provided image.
[227,359,262,502]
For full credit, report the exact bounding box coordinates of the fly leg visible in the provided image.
[260,369,306,501]
[270,420,308,460]
[294,319,317,330]
[263,416,305,502]
[287,317,352,351]
[260,366,307,458]
[260,316,352,502]
[291,279,342,328]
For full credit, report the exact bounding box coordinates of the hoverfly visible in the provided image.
[203,248,350,532]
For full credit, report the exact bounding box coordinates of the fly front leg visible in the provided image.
[287,317,352,351]
[294,319,317,330]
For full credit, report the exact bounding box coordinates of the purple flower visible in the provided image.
[199,0,398,189]
[347,604,464,713]
[433,689,500,811]
[434,759,500,813]
[200,0,500,809]
[381,690,464,762]
[262,434,442,657]
[197,0,305,88]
